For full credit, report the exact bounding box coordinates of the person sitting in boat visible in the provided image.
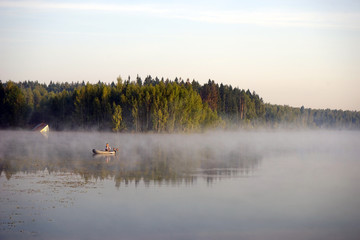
[105,143,111,151]
[105,143,118,152]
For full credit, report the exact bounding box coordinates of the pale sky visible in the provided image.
[0,0,359,111]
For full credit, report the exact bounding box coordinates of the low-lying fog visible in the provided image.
[1,129,358,157]
[1,130,359,181]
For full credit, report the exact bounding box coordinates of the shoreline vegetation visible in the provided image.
[1,76,359,132]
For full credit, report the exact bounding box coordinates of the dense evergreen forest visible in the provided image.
[0,76,359,131]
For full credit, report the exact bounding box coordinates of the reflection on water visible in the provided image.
[1,130,360,240]
[0,131,261,187]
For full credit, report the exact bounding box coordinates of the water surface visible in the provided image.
[1,130,360,240]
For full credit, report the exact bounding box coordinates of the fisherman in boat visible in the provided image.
[105,143,111,151]
[105,143,119,152]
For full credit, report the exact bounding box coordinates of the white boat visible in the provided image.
[33,123,49,133]
[32,123,49,138]
[92,149,116,155]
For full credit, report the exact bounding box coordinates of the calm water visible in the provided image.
[1,130,360,240]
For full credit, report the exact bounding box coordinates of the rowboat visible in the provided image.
[33,123,49,133]
[92,149,116,154]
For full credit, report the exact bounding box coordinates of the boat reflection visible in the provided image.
[92,153,115,163]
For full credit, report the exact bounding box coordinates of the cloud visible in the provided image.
[0,1,168,14]
[178,10,360,29]
[1,0,359,30]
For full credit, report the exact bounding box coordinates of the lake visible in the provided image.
[1,130,360,240]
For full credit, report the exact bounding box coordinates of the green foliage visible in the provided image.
[0,78,359,131]
[112,103,123,132]
[0,81,30,127]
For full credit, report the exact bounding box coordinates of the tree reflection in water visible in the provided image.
[0,131,261,187]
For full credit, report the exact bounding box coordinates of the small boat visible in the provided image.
[33,123,49,133]
[32,123,49,138]
[92,153,115,159]
[92,149,116,155]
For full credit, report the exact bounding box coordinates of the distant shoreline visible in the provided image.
[1,79,359,131]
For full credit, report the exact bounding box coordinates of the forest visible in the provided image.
[0,76,359,131]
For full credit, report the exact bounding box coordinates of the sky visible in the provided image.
[0,0,359,111]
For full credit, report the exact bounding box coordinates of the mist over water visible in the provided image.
[1,130,360,240]
[1,130,265,183]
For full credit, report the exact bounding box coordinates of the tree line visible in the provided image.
[0,76,359,131]
[198,79,360,129]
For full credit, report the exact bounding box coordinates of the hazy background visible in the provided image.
[0,0,359,111]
